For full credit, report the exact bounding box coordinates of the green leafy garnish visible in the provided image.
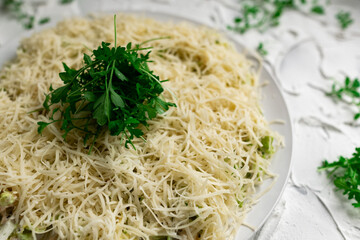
[60,0,74,4]
[38,17,50,25]
[3,0,33,29]
[326,76,360,120]
[3,0,50,29]
[311,5,325,15]
[336,11,353,30]
[0,191,16,207]
[150,236,173,240]
[318,148,360,208]
[256,42,268,56]
[37,15,176,151]
[228,0,326,34]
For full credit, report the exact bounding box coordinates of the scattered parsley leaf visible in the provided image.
[37,121,55,133]
[3,0,32,29]
[326,76,360,121]
[3,0,51,29]
[60,0,74,4]
[256,42,268,56]
[311,5,325,15]
[228,0,326,34]
[37,15,176,152]
[336,11,353,30]
[23,15,34,29]
[39,17,50,25]
[318,148,360,208]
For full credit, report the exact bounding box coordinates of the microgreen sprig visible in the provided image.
[318,148,360,208]
[37,15,176,152]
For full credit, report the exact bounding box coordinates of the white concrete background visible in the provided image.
[1,0,360,239]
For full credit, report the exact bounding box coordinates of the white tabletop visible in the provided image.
[1,0,360,239]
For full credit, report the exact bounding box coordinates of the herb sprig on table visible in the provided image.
[37,15,176,151]
[2,0,50,29]
[2,0,74,29]
[3,0,35,29]
[318,148,360,208]
[336,10,353,30]
[326,76,360,120]
[228,0,326,34]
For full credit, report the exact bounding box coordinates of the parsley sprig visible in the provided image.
[318,148,360,208]
[3,0,34,29]
[228,0,325,34]
[3,0,51,29]
[37,16,176,151]
[60,0,74,4]
[256,42,268,56]
[326,76,360,120]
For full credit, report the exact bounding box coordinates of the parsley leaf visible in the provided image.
[256,42,268,56]
[311,5,325,15]
[326,76,360,121]
[336,11,353,30]
[228,0,326,34]
[318,148,360,208]
[38,15,176,152]
[3,0,50,29]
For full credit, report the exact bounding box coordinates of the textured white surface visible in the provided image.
[1,0,360,239]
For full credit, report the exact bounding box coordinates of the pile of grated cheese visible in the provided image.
[0,14,282,240]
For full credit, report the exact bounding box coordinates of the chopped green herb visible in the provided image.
[318,148,360,208]
[3,0,32,29]
[0,191,16,207]
[39,17,50,25]
[311,5,325,15]
[37,15,176,152]
[228,0,326,34]
[23,15,34,29]
[3,0,51,29]
[256,42,268,56]
[260,136,274,157]
[60,0,74,3]
[336,11,353,29]
[3,0,23,14]
[326,76,360,120]
[236,198,243,208]
[150,236,173,240]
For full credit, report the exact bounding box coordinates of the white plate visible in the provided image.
[0,11,293,240]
